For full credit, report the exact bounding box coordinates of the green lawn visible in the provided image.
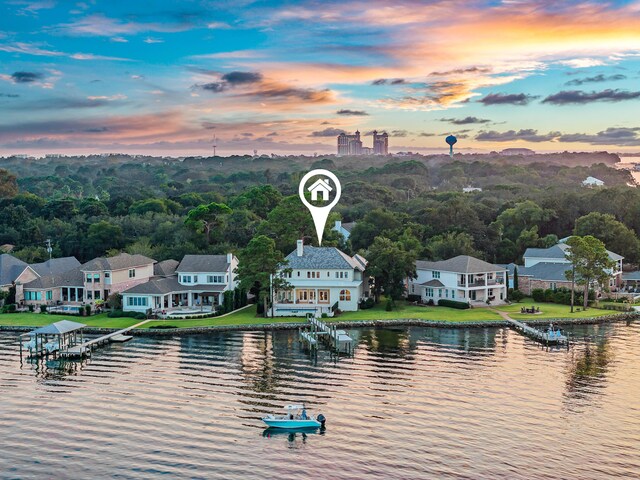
[1,298,625,331]
[0,312,141,329]
[496,298,616,320]
[334,301,502,322]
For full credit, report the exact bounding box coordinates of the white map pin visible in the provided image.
[299,169,342,245]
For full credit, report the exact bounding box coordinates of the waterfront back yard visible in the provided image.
[0,298,625,330]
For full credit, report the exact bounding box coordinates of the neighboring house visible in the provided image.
[272,240,367,316]
[0,254,28,291]
[462,186,482,193]
[333,220,357,240]
[121,253,238,312]
[22,266,85,306]
[79,253,156,304]
[15,257,80,304]
[308,178,333,201]
[523,242,622,291]
[408,255,508,305]
[583,176,604,187]
[504,263,573,296]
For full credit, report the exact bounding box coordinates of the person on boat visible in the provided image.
[301,408,308,420]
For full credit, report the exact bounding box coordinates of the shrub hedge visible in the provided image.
[437,299,470,309]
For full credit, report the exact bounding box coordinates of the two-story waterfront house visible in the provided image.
[272,240,367,317]
[6,256,81,306]
[121,254,238,312]
[408,255,507,305]
[79,253,156,304]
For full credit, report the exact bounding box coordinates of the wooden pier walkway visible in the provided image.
[60,319,149,358]
[300,314,354,354]
[492,309,568,346]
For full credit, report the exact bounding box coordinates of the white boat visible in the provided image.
[262,405,326,429]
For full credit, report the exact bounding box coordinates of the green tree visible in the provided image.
[231,185,283,218]
[513,266,519,291]
[184,202,232,244]
[574,212,640,263]
[366,237,417,305]
[565,235,615,311]
[349,208,404,251]
[427,232,478,260]
[87,221,124,257]
[493,200,555,242]
[258,195,319,253]
[0,169,18,199]
[236,235,289,317]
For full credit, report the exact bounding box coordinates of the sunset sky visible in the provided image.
[2,0,640,156]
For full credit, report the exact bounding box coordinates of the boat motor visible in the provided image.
[317,414,326,427]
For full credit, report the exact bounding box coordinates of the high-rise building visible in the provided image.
[337,130,363,156]
[372,130,388,155]
[337,130,388,156]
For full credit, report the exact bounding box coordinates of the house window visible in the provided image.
[425,287,434,297]
[86,274,92,283]
[93,273,100,282]
[104,272,110,279]
[128,269,135,278]
[339,289,351,301]
[297,271,300,277]
[445,289,449,298]
[46,290,52,300]
[94,291,101,300]
[335,272,339,278]
[432,271,441,279]
[459,290,465,299]
[193,275,199,283]
[316,272,320,278]
[319,290,329,303]
[327,272,330,277]
[307,271,311,278]
[182,275,192,283]
[127,297,148,307]
[87,291,93,300]
[550,283,557,290]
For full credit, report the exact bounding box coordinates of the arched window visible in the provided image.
[340,289,351,301]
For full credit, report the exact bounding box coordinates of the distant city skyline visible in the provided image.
[2,1,640,156]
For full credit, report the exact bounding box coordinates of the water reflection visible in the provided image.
[262,427,324,449]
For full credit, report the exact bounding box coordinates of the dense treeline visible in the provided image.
[0,154,639,271]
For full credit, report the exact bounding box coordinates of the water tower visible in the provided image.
[445,135,457,158]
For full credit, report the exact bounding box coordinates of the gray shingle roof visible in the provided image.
[415,255,505,274]
[342,222,356,233]
[81,253,155,271]
[420,279,445,287]
[0,254,28,286]
[154,259,179,277]
[24,266,85,289]
[285,246,366,271]
[525,243,623,262]
[509,262,574,282]
[30,257,80,277]
[122,276,226,295]
[176,255,231,273]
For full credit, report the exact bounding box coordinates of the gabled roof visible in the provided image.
[176,255,231,273]
[342,221,356,233]
[30,257,81,277]
[81,253,155,271]
[122,275,226,295]
[505,262,575,282]
[524,243,623,262]
[24,266,85,289]
[30,320,86,335]
[0,254,28,286]
[622,271,640,281]
[285,245,366,271]
[420,279,445,287]
[154,259,179,277]
[415,255,505,274]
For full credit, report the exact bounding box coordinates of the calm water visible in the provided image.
[1,322,639,479]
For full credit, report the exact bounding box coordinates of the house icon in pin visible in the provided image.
[308,178,333,201]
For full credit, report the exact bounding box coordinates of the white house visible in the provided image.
[308,178,333,201]
[333,220,357,240]
[272,240,367,316]
[583,176,604,187]
[121,254,239,312]
[408,255,507,305]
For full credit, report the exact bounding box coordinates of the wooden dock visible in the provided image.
[299,314,354,354]
[504,317,568,346]
[60,320,149,358]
